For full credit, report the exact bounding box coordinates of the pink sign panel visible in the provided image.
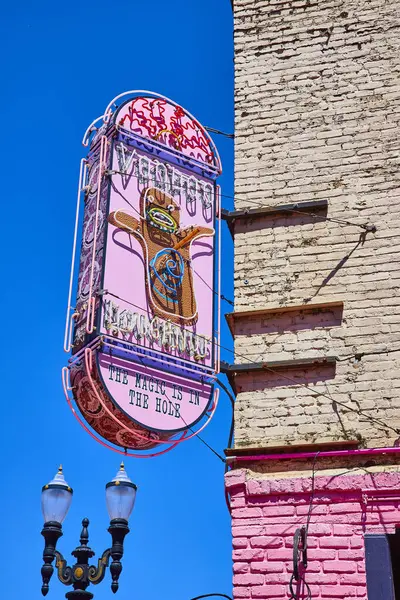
[99,133,218,371]
[65,92,222,454]
[97,352,213,433]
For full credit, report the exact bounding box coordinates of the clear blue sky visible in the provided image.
[0,1,234,599]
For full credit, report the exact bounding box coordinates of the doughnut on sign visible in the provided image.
[62,92,222,456]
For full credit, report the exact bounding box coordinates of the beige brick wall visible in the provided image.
[233,0,400,448]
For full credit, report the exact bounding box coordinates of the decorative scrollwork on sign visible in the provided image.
[70,361,168,450]
[72,137,109,354]
[87,160,100,197]
[78,259,101,299]
[83,210,105,248]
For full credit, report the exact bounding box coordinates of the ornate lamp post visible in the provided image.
[40,464,137,599]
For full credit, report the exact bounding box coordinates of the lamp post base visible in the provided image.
[66,591,94,599]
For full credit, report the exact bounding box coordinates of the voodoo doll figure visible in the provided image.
[108,187,214,325]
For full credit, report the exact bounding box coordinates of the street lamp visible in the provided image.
[40,464,137,599]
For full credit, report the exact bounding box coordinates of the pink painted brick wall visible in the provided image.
[226,469,400,599]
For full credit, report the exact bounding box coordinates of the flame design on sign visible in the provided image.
[116,98,215,165]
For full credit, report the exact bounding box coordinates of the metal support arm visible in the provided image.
[88,549,111,585]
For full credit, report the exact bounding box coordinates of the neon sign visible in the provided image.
[63,92,222,457]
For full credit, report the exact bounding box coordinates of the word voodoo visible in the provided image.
[116,143,214,211]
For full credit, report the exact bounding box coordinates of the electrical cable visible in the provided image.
[104,176,235,307]
[102,167,394,434]
[169,378,235,468]
[105,169,375,232]
[217,377,236,413]
[186,377,235,513]
[288,453,319,600]
[228,346,400,436]
[88,166,391,435]
[189,265,234,307]
[289,531,312,600]
[99,289,400,437]
[193,432,226,463]
[97,292,237,474]
[107,337,225,461]
[215,307,400,436]
[205,126,234,139]
[305,453,319,534]
[181,413,226,464]
[80,121,391,506]
[216,376,236,513]
[223,198,376,232]
[338,346,400,361]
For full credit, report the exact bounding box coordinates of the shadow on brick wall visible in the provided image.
[234,304,344,336]
[235,362,336,392]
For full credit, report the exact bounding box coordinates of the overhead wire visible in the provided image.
[288,453,319,600]
[85,160,392,456]
[225,343,400,436]
[105,169,376,232]
[103,173,386,430]
[115,341,227,464]
[87,116,398,571]
[97,287,236,469]
[193,431,226,463]
[80,98,388,528]
[216,376,236,513]
[338,346,400,361]
[105,172,234,307]
[180,377,235,513]
[212,301,399,436]
[102,301,235,494]
[221,193,376,232]
[180,413,226,464]
[99,289,400,437]
[305,453,319,535]
[104,287,399,441]
[204,126,234,139]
